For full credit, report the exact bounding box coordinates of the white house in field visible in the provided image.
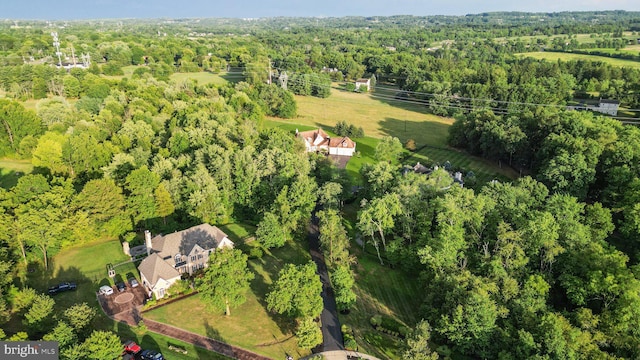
[138,224,234,299]
[296,128,356,157]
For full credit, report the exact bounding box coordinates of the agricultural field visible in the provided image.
[516,51,640,69]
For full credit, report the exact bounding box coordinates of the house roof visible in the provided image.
[297,128,329,146]
[599,99,619,104]
[138,253,180,288]
[355,78,370,83]
[297,129,355,149]
[328,136,356,149]
[151,224,229,266]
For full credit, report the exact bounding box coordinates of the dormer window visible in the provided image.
[175,254,181,263]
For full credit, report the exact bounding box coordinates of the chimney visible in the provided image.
[144,230,152,256]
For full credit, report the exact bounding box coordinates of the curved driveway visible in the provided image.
[308,209,344,352]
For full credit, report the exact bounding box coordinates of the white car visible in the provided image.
[99,285,114,296]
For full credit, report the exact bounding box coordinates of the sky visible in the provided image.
[1,0,640,20]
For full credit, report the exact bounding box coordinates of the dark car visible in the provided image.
[128,277,139,288]
[139,349,164,360]
[48,282,77,295]
[116,282,126,292]
[122,340,141,355]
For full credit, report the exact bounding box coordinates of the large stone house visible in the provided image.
[296,128,356,156]
[138,224,234,299]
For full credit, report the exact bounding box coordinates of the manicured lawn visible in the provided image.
[144,242,312,359]
[0,158,33,189]
[219,223,257,243]
[516,51,640,69]
[339,245,423,359]
[7,238,231,359]
[406,147,518,186]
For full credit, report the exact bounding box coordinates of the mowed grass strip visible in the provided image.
[339,246,422,359]
[516,51,640,69]
[407,146,518,185]
[144,242,312,360]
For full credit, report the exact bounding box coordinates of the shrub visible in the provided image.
[370,315,382,327]
[249,246,264,259]
[405,139,417,151]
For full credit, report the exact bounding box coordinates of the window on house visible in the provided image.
[175,254,181,263]
[158,288,165,298]
[191,255,196,261]
[192,265,196,272]
[198,254,203,260]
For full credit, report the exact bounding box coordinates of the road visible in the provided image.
[308,209,344,352]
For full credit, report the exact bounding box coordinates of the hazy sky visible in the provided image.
[2,0,639,20]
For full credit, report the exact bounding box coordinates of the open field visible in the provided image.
[145,242,312,359]
[269,88,517,183]
[290,89,453,148]
[0,158,33,189]
[517,51,640,68]
[170,71,239,85]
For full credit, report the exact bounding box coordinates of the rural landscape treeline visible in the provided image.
[0,11,640,359]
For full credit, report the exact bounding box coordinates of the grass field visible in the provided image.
[289,89,453,148]
[170,71,237,85]
[268,88,517,183]
[0,158,33,189]
[517,51,640,69]
[145,242,312,359]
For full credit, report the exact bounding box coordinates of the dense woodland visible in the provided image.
[0,11,639,359]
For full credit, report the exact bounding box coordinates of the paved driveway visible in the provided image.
[97,283,147,324]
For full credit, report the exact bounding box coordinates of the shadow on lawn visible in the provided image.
[248,260,298,337]
[379,117,451,146]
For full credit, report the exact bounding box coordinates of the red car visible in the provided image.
[123,340,141,355]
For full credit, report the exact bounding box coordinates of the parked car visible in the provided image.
[122,340,141,355]
[139,349,164,360]
[99,285,114,296]
[48,282,77,295]
[116,282,126,292]
[128,277,139,288]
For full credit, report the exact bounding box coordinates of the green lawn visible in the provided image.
[340,245,423,359]
[144,242,312,359]
[288,88,453,148]
[406,147,517,186]
[4,238,229,359]
[0,158,33,189]
[516,51,640,69]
